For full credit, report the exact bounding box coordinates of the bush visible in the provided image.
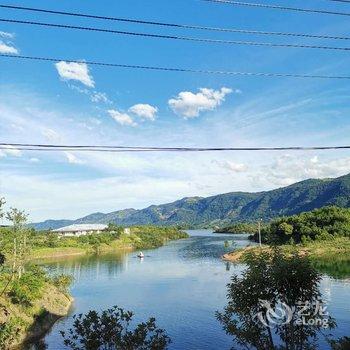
[50,274,73,293]
[60,305,171,350]
[9,267,46,306]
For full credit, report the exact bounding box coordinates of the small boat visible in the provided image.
[137,252,144,258]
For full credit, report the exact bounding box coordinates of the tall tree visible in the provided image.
[5,208,29,279]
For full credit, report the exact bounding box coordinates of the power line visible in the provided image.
[1,54,350,80]
[201,0,350,16]
[1,143,350,152]
[0,4,349,41]
[324,0,350,3]
[2,18,350,52]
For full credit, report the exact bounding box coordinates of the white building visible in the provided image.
[52,224,108,237]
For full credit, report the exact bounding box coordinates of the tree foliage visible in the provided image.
[60,306,171,350]
[217,249,335,350]
[252,206,350,244]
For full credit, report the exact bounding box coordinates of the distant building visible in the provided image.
[52,224,108,237]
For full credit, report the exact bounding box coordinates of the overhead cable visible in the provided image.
[1,54,350,80]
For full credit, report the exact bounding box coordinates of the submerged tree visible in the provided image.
[60,305,171,350]
[217,249,335,350]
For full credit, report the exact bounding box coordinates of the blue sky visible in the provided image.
[1,0,350,221]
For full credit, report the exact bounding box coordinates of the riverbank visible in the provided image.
[0,281,72,349]
[222,237,350,263]
[31,226,189,259]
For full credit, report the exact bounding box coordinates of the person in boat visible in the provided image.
[138,251,144,258]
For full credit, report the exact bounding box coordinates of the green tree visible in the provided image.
[60,306,171,350]
[278,222,293,236]
[6,208,29,279]
[217,249,335,350]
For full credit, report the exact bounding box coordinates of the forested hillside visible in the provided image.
[32,173,350,230]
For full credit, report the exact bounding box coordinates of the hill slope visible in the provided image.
[32,173,350,230]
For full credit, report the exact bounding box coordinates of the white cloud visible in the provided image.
[0,41,18,54]
[0,145,22,158]
[64,152,85,165]
[214,160,248,173]
[91,92,111,104]
[108,109,137,126]
[41,128,61,142]
[256,154,350,187]
[168,87,232,118]
[129,104,158,121]
[55,61,95,88]
[0,31,14,39]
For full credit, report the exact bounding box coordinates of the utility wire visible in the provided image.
[0,4,350,41]
[201,0,350,16]
[1,54,350,80]
[322,0,350,3]
[2,18,350,52]
[1,143,350,152]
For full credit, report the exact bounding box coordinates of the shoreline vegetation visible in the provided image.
[221,206,350,278]
[31,225,189,260]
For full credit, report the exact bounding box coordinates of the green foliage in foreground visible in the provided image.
[217,249,336,350]
[60,305,171,350]
[0,318,21,349]
[252,206,350,244]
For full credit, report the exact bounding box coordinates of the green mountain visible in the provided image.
[32,173,350,230]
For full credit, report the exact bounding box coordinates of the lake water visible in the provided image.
[31,230,350,350]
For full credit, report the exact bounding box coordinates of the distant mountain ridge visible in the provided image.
[32,173,350,230]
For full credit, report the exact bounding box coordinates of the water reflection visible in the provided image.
[37,252,128,282]
[311,254,350,279]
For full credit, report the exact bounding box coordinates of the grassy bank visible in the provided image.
[0,268,72,349]
[222,237,350,278]
[30,226,189,259]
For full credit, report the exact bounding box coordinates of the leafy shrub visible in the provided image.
[60,305,171,350]
[9,267,46,306]
[50,274,73,293]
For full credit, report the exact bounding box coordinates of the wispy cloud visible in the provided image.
[0,31,18,55]
[0,31,14,39]
[41,128,61,142]
[108,109,137,127]
[0,145,22,158]
[169,87,232,118]
[55,61,95,87]
[64,152,85,165]
[91,92,111,104]
[213,160,248,173]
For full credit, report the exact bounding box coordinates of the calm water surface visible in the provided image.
[32,230,349,350]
